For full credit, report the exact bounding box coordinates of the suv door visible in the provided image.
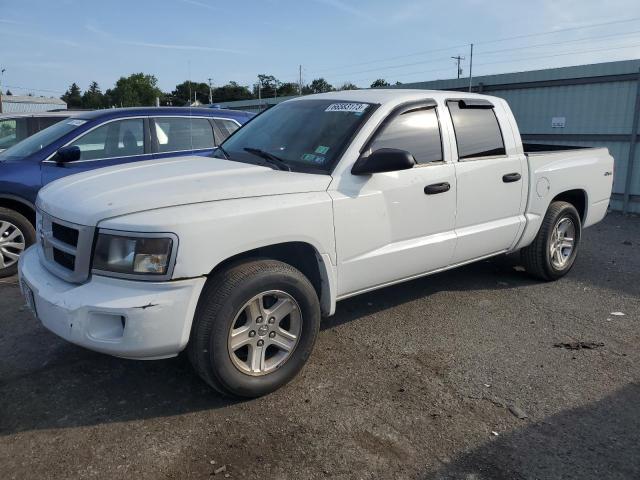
[331,102,458,297]
[41,117,152,186]
[445,99,526,263]
[151,116,217,159]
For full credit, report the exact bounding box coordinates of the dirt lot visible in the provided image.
[1,212,639,480]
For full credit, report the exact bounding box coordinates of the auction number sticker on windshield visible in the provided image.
[325,103,368,113]
[67,119,87,126]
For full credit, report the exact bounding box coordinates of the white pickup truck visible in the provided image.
[19,90,614,397]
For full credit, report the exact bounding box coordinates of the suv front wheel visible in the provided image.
[0,208,35,278]
[188,259,321,398]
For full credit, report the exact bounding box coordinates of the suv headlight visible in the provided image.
[92,230,177,280]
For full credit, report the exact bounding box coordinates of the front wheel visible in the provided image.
[0,208,35,278]
[521,201,581,281]
[188,259,321,398]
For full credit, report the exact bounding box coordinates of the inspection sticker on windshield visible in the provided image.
[325,103,368,113]
[66,119,87,126]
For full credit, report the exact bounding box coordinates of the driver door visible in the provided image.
[330,102,458,297]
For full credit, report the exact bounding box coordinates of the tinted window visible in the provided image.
[70,119,144,160]
[0,118,29,150]
[369,107,442,164]
[154,117,214,153]
[219,99,373,172]
[0,118,81,160]
[214,119,240,141]
[447,101,505,159]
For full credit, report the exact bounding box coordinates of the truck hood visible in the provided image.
[37,156,332,225]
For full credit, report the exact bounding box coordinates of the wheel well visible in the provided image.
[209,242,324,304]
[552,189,586,222]
[0,198,35,226]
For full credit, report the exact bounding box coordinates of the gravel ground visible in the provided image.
[1,212,639,480]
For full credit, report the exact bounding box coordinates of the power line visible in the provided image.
[298,15,640,80]
[4,84,65,95]
[383,42,640,84]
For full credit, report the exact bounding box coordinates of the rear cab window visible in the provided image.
[447,100,505,160]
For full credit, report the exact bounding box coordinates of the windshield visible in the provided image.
[0,118,85,160]
[217,99,375,173]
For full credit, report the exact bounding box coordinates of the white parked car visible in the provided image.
[19,90,614,397]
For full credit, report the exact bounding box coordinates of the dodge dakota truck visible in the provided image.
[19,90,614,398]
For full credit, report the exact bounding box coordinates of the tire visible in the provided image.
[521,201,581,281]
[188,259,321,398]
[0,208,35,278]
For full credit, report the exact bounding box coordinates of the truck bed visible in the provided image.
[523,142,590,153]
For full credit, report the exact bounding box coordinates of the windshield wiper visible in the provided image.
[243,147,291,171]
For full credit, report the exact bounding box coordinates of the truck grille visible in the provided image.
[37,211,95,283]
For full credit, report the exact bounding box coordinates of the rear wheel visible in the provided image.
[188,259,320,398]
[0,208,35,278]
[521,201,581,281]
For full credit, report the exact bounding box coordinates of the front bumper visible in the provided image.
[18,246,207,360]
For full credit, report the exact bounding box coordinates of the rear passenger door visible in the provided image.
[151,116,217,159]
[446,99,526,263]
[41,117,152,186]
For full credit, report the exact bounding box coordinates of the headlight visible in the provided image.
[92,230,177,280]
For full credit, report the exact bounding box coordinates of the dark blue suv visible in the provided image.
[0,107,252,277]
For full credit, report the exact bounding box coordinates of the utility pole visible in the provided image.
[468,43,474,92]
[208,77,213,104]
[451,55,465,79]
[0,68,5,114]
[298,64,303,96]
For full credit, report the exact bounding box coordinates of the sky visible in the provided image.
[1,0,640,98]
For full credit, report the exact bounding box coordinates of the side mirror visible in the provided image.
[55,145,81,164]
[351,148,416,175]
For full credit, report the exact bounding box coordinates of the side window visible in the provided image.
[447,101,505,159]
[154,117,215,153]
[214,119,240,142]
[0,118,29,149]
[69,119,145,160]
[369,107,442,164]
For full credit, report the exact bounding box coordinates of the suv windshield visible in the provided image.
[217,99,375,173]
[0,118,85,160]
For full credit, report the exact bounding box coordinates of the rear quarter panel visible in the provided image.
[516,147,614,249]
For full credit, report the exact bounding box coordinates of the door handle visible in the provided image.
[424,182,451,195]
[502,172,521,183]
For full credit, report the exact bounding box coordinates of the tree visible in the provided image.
[81,81,105,109]
[277,82,300,97]
[170,81,210,106]
[370,78,390,88]
[253,74,278,98]
[107,73,163,107]
[304,78,333,94]
[337,82,358,91]
[61,83,82,108]
[211,81,253,103]
[5,89,11,95]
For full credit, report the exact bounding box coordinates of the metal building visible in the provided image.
[218,60,640,213]
[0,95,67,113]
